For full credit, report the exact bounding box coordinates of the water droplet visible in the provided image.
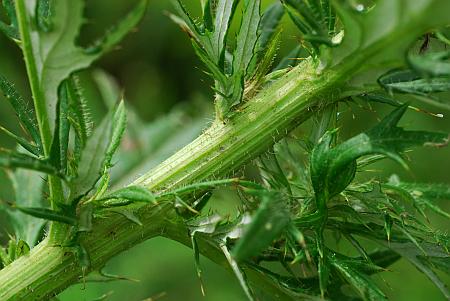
[356,4,364,11]
[436,113,444,118]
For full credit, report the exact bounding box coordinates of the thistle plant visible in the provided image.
[0,0,450,300]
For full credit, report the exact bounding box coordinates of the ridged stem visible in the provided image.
[0,59,347,300]
[15,0,66,242]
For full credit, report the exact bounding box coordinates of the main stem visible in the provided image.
[0,58,350,300]
[15,0,66,242]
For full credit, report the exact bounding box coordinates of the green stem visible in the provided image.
[0,58,345,300]
[15,0,66,241]
[0,7,436,295]
[0,1,446,298]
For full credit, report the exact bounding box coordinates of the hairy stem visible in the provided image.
[15,0,66,241]
[0,12,433,295]
[0,58,346,300]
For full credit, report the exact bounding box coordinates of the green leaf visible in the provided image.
[257,2,284,51]
[310,105,448,209]
[170,0,245,119]
[49,81,70,173]
[15,239,30,259]
[331,257,387,301]
[282,0,335,51]
[69,110,114,202]
[14,206,77,225]
[246,30,281,95]
[5,168,46,247]
[201,0,214,32]
[366,250,401,272]
[257,151,292,194]
[408,50,450,77]
[379,69,450,95]
[36,0,52,32]
[422,255,450,274]
[0,246,10,267]
[232,191,290,262]
[0,149,60,176]
[0,0,19,41]
[171,0,202,43]
[0,125,40,156]
[222,244,255,301]
[0,75,42,152]
[86,0,149,54]
[99,186,156,204]
[389,180,450,219]
[331,0,450,71]
[233,0,261,78]
[212,0,239,66]
[67,75,93,168]
[104,101,127,169]
[386,242,450,299]
[318,253,330,297]
[21,0,147,131]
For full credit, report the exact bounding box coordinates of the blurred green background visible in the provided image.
[0,1,449,300]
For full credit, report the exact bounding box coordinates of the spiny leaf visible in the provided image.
[67,75,93,170]
[21,0,147,131]
[190,234,205,296]
[233,0,261,78]
[366,250,401,272]
[0,239,30,264]
[15,239,30,259]
[104,100,127,169]
[0,149,60,176]
[49,81,70,173]
[408,50,450,77]
[99,186,156,204]
[188,214,223,236]
[36,0,52,32]
[212,0,239,65]
[318,253,330,297]
[232,191,290,262]
[422,255,450,274]
[0,0,19,40]
[201,0,214,32]
[170,1,201,42]
[386,242,450,299]
[0,247,10,267]
[85,0,149,54]
[388,179,450,219]
[171,0,264,119]
[69,100,125,203]
[379,69,450,95]
[310,105,448,209]
[222,244,255,301]
[257,2,284,52]
[0,125,40,156]
[257,151,292,194]
[282,0,335,52]
[331,257,387,301]
[0,75,42,152]
[14,206,77,225]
